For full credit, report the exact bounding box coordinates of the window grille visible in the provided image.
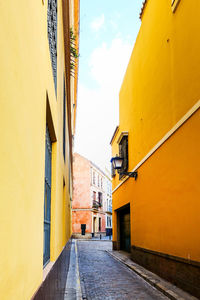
[47,0,57,94]
[63,76,66,160]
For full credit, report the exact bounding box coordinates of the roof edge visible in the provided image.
[139,0,148,20]
[110,126,119,145]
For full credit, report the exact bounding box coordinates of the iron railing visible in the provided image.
[92,200,101,209]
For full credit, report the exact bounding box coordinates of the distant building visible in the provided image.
[105,171,112,236]
[72,153,112,238]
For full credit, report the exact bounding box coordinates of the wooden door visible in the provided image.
[120,209,130,252]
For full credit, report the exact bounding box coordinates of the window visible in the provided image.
[171,0,181,12]
[111,163,116,178]
[107,216,111,227]
[119,135,128,179]
[107,181,111,195]
[93,172,95,185]
[63,76,66,160]
[93,191,96,201]
[44,126,52,266]
[98,175,100,187]
[47,0,57,94]
[98,192,102,206]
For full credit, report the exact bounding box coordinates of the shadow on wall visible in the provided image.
[32,240,72,300]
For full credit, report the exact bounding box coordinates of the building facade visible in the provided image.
[105,171,112,236]
[111,0,200,298]
[72,153,110,238]
[0,0,79,299]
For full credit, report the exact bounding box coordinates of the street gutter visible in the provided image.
[64,240,82,300]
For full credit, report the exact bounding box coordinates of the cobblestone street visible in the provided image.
[77,241,168,300]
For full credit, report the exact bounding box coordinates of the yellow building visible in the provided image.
[0,0,79,299]
[111,0,200,297]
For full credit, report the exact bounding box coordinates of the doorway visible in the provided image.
[99,217,101,232]
[93,217,96,235]
[119,205,130,252]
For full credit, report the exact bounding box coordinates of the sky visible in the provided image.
[74,0,144,171]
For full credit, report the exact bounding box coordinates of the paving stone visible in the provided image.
[107,250,197,300]
[77,241,168,300]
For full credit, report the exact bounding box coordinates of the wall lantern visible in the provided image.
[111,156,138,180]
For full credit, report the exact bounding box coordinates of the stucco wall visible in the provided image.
[111,0,200,264]
[72,210,92,233]
[72,153,91,208]
[72,153,107,235]
[113,110,200,261]
[0,0,78,299]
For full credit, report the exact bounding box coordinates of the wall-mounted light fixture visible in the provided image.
[111,156,138,180]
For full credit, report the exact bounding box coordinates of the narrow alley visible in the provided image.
[76,241,168,300]
[1,1,200,299]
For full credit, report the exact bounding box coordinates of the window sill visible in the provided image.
[43,261,55,281]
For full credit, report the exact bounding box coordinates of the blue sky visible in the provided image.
[74,0,144,170]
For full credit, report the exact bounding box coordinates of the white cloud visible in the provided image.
[89,37,133,91]
[110,20,118,30]
[75,37,133,169]
[90,14,105,32]
[109,12,121,30]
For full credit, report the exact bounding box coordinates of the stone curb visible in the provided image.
[76,240,87,300]
[106,250,197,300]
[79,275,87,300]
[65,240,83,300]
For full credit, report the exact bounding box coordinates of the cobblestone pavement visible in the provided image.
[77,241,168,300]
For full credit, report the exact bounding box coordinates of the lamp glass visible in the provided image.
[111,156,123,170]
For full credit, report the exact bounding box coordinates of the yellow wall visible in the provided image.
[0,0,78,299]
[112,0,200,262]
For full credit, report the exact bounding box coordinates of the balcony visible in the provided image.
[92,200,101,209]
